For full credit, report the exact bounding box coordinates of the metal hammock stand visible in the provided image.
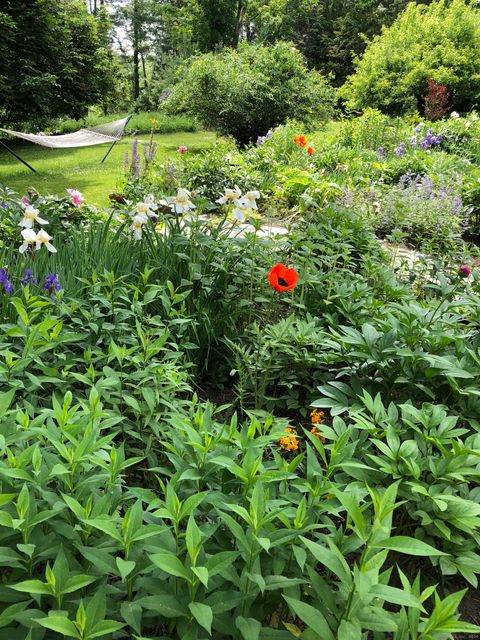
[0,114,133,173]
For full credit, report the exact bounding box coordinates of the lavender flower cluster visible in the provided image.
[256,130,273,145]
[377,125,442,159]
[124,139,157,178]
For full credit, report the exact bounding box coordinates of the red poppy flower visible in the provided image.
[307,146,315,155]
[268,263,299,292]
[293,135,308,148]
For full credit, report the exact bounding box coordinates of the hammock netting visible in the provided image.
[0,115,131,149]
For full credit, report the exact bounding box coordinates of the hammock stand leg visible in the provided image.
[99,114,133,164]
[0,139,36,173]
[100,138,119,164]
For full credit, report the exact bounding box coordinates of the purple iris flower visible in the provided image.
[21,269,36,286]
[257,136,264,145]
[42,273,61,297]
[395,143,405,157]
[0,268,13,294]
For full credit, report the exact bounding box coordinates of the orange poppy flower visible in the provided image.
[307,146,315,155]
[268,263,299,292]
[293,135,308,148]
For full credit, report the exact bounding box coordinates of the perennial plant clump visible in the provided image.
[1,105,480,639]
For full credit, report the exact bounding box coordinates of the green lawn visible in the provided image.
[0,131,216,207]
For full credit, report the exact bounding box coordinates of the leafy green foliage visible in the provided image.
[164,41,335,144]
[341,0,480,115]
[0,0,118,126]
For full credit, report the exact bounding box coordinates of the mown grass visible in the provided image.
[0,131,216,206]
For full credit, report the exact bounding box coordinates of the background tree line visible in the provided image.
[3,0,479,128]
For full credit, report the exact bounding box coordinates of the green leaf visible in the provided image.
[63,575,97,595]
[0,388,16,414]
[373,536,448,556]
[205,551,239,576]
[116,557,136,581]
[189,602,213,635]
[150,553,189,579]
[37,615,80,638]
[236,616,261,640]
[90,620,125,638]
[283,596,335,640]
[139,595,188,618]
[370,584,424,610]
[9,579,52,595]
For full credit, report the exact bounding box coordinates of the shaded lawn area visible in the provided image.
[0,131,216,207]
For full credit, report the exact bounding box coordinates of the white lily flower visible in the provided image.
[19,228,37,253]
[242,191,261,210]
[130,213,149,240]
[216,186,242,206]
[173,188,195,214]
[19,206,48,229]
[35,229,57,253]
[135,195,157,217]
[232,197,252,223]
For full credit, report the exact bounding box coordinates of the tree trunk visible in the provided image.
[232,0,245,48]
[132,0,140,100]
[141,51,148,87]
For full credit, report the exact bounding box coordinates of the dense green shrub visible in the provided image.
[163,41,335,144]
[340,0,480,115]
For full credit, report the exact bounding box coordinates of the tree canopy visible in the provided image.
[0,0,117,126]
[340,0,480,114]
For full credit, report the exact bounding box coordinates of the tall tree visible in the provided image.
[0,0,117,126]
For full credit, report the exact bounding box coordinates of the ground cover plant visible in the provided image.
[1,110,480,639]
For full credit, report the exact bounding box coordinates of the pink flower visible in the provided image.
[177,146,188,154]
[66,189,84,207]
[21,196,29,207]
[458,264,472,278]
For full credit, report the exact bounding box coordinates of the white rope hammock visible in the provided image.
[0,115,131,148]
[0,115,133,172]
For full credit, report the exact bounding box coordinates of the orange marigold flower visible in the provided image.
[280,435,299,451]
[307,146,315,155]
[310,426,326,444]
[310,409,324,424]
[280,427,299,451]
[293,135,308,148]
[268,263,299,292]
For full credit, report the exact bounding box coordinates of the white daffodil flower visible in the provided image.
[173,188,195,214]
[135,195,157,217]
[35,229,57,253]
[243,191,261,210]
[216,186,242,206]
[19,206,48,229]
[450,111,460,119]
[19,228,37,253]
[131,213,148,240]
[232,197,251,223]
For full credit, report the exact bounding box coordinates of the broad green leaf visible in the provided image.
[63,575,97,595]
[373,536,448,556]
[189,602,213,635]
[9,579,52,595]
[236,616,261,640]
[37,616,80,637]
[150,553,189,579]
[116,557,135,581]
[90,620,125,638]
[283,596,334,640]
